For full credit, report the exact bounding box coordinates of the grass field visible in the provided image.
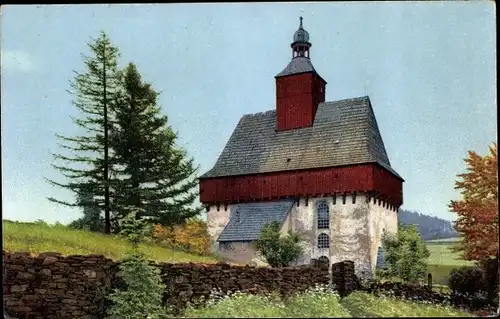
[2,220,217,264]
[183,288,472,317]
[425,238,475,285]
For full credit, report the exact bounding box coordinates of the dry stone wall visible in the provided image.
[3,251,117,319]
[3,251,331,319]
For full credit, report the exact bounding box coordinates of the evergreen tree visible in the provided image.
[107,211,166,319]
[68,190,103,232]
[47,31,122,233]
[110,63,201,226]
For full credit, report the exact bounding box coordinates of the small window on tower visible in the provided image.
[318,255,329,266]
[317,234,330,249]
[317,201,329,229]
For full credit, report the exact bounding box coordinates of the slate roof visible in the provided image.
[275,57,316,78]
[200,96,403,180]
[217,200,295,242]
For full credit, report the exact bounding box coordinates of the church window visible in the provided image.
[317,201,329,229]
[317,233,330,248]
[318,255,329,265]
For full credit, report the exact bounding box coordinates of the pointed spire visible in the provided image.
[291,17,311,59]
[293,17,310,44]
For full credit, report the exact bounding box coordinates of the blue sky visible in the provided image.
[1,3,496,224]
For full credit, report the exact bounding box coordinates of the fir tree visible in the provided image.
[110,63,201,226]
[107,211,166,319]
[47,31,122,233]
[68,190,103,232]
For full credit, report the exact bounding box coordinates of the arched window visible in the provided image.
[317,233,330,248]
[318,255,329,265]
[317,202,329,229]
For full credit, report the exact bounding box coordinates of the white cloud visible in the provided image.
[1,50,39,73]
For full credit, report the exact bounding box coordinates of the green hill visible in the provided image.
[2,219,217,263]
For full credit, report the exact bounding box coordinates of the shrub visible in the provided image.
[479,256,499,303]
[379,224,431,283]
[107,211,166,318]
[448,266,485,297]
[152,218,211,255]
[254,221,303,267]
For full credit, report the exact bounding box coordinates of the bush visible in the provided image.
[254,221,303,267]
[448,266,485,297]
[480,256,499,303]
[379,224,431,283]
[152,219,211,255]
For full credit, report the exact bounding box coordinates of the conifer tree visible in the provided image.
[47,31,122,233]
[110,63,201,226]
[68,190,103,232]
[107,210,166,318]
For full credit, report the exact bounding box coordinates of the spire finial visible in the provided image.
[299,16,303,29]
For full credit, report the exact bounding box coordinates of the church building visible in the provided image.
[198,18,404,277]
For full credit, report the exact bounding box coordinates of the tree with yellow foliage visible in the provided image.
[152,218,211,256]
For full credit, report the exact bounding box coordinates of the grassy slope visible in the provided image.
[425,238,475,285]
[2,220,217,263]
[183,291,472,318]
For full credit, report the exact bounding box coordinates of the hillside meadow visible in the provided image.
[425,238,475,286]
[2,220,217,264]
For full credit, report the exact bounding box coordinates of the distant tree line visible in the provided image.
[397,209,458,241]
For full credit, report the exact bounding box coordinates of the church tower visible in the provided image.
[275,17,327,131]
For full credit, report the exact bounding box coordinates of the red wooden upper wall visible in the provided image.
[276,73,326,131]
[199,163,403,206]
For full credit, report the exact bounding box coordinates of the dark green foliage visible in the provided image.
[47,31,122,233]
[479,256,499,303]
[68,190,103,232]
[116,209,153,248]
[107,212,166,318]
[254,221,303,267]
[378,224,431,283]
[109,63,201,226]
[448,266,485,296]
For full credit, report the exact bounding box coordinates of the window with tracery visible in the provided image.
[317,233,330,248]
[317,201,329,229]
